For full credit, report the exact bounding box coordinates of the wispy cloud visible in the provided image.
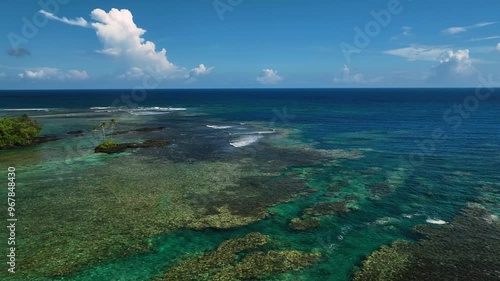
[442,22,496,35]
[18,67,88,80]
[384,45,450,61]
[467,45,500,54]
[466,36,500,42]
[390,26,414,41]
[333,65,383,84]
[39,10,90,27]
[402,26,413,36]
[7,48,31,57]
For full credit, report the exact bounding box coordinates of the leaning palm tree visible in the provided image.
[100,122,107,141]
[110,119,116,140]
[92,127,98,138]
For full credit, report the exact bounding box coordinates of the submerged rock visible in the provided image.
[112,126,166,136]
[66,130,85,135]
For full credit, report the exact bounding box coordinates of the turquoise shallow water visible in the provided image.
[0,89,499,280]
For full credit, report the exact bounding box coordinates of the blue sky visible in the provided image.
[0,0,499,89]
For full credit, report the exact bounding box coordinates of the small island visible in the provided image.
[93,120,169,154]
[0,115,45,149]
[95,139,170,154]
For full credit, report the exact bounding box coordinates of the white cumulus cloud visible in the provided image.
[117,67,146,80]
[429,49,475,82]
[190,64,215,76]
[442,22,496,35]
[39,10,89,27]
[41,8,213,82]
[256,69,283,84]
[66,70,89,80]
[18,68,88,80]
[89,8,181,79]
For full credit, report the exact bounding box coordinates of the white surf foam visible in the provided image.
[0,108,50,112]
[426,218,448,225]
[231,130,276,135]
[129,107,186,115]
[90,106,111,110]
[229,135,263,148]
[207,125,234,129]
[134,107,187,111]
[129,111,172,116]
[91,106,187,113]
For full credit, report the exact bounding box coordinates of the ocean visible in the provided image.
[0,88,499,280]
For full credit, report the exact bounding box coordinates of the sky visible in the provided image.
[0,0,499,89]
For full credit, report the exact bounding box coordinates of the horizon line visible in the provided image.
[0,87,494,91]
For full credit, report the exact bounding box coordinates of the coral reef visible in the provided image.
[354,206,500,281]
[303,200,352,216]
[289,218,321,231]
[161,232,319,280]
[353,241,412,281]
[226,250,320,280]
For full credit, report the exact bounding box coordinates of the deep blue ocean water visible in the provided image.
[2,88,499,159]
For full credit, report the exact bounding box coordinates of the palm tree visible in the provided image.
[100,122,107,141]
[92,127,98,138]
[110,119,116,140]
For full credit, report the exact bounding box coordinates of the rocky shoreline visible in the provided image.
[0,135,61,150]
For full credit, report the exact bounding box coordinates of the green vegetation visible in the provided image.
[95,119,119,147]
[100,122,107,141]
[110,118,116,140]
[96,139,120,150]
[0,114,42,148]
